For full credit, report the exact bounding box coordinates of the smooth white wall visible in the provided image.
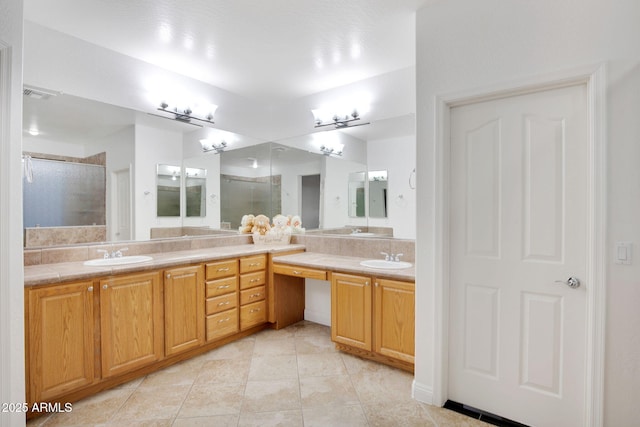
[23,136,87,157]
[415,0,640,425]
[367,135,416,239]
[0,0,24,425]
[133,124,183,240]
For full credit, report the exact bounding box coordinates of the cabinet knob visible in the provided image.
[102,284,108,290]
[218,267,229,272]
[365,281,369,286]
[87,286,93,292]
[166,273,171,279]
[218,301,230,306]
[250,308,261,313]
[293,270,302,275]
[374,282,379,287]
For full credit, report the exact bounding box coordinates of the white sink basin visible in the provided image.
[351,232,376,237]
[360,259,413,269]
[84,255,153,266]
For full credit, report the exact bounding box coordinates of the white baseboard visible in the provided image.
[304,308,330,326]
[412,380,434,405]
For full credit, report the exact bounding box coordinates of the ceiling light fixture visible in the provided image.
[320,144,344,157]
[200,139,227,154]
[157,102,217,125]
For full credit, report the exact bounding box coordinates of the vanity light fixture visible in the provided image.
[157,102,217,126]
[312,108,370,129]
[320,144,344,157]
[200,139,227,153]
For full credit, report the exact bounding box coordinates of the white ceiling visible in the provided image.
[23,0,427,102]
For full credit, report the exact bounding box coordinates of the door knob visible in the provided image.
[555,277,580,289]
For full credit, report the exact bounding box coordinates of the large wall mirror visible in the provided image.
[22,92,415,247]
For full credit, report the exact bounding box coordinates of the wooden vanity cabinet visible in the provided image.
[164,265,205,356]
[205,259,239,342]
[100,271,163,378]
[374,278,415,364]
[26,281,96,403]
[239,254,267,330]
[331,272,415,369]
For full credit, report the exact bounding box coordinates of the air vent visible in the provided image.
[23,85,61,100]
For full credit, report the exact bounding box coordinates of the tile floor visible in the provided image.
[27,321,489,426]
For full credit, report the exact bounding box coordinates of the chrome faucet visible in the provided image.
[97,247,129,259]
[352,228,362,234]
[381,252,403,262]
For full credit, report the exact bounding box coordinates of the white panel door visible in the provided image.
[449,84,588,427]
[112,168,131,241]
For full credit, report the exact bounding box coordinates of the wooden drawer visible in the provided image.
[205,259,238,280]
[206,293,238,315]
[240,300,267,330]
[240,271,266,290]
[240,285,265,306]
[240,254,266,273]
[206,308,239,342]
[272,263,327,280]
[206,276,238,298]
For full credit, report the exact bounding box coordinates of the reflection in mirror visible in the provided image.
[348,171,366,218]
[220,143,275,229]
[185,167,207,217]
[368,170,388,218]
[156,164,181,217]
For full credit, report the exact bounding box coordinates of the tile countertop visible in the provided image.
[24,244,306,287]
[272,252,415,282]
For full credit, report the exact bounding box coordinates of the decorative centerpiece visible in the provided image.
[238,213,304,245]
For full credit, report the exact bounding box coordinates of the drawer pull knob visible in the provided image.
[250,293,261,298]
[293,270,302,275]
[218,285,230,289]
[250,278,259,283]
[249,263,260,267]
[217,318,230,323]
[88,286,93,292]
[218,301,230,306]
[102,284,108,290]
[250,308,261,313]
[217,267,230,272]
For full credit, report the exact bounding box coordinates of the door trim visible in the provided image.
[432,65,607,427]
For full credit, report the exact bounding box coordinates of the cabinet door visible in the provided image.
[100,272,163,378]
[27,281,95,402]
[331,272,372,351]
[374,279,415,363]
[164,265,205,356]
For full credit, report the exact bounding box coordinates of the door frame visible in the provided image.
[432,64,607,427]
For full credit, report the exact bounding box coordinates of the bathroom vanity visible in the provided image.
[23,236,415,418]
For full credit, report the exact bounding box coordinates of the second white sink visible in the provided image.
[84,255,153,266]
[359,259,413,270]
